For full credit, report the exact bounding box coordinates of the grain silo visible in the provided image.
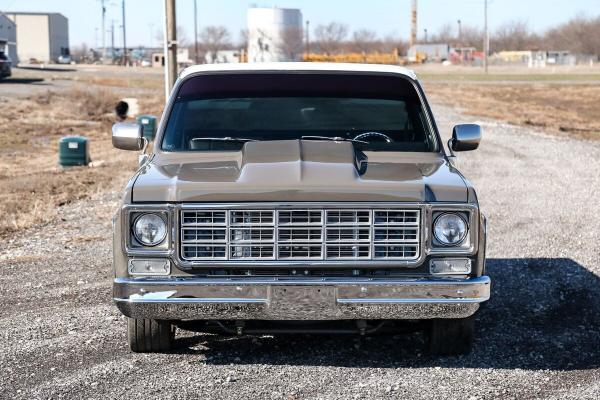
[247,7,303,63]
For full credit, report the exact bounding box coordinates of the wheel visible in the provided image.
[427,316,474,356]
[127,318,175,353]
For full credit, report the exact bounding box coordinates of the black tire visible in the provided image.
[127,318,175,353]
[427,316,474,356]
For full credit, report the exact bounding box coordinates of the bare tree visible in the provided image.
[238,29,249,50]
[381,34,409,56]
[426,23,482,49]
[199,26,232,62]
[544,15,600,55]
[457,25,484,49]
[314,22,349,54]
[491,20,540,52]
[154,26,188,47]
[351,29,378,53]
[430,23,455,44]
[279,27,304,60]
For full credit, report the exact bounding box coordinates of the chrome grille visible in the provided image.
[180,208,420,262]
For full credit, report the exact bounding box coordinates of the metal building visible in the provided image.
[0,13,17,62]
[407,44,451,63]
[247,7,303,63]
[5,12,69,64]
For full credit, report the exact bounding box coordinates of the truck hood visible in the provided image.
[131,140,468,203]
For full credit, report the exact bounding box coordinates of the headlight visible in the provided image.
[433,213,467,246]
[133,213,167,246]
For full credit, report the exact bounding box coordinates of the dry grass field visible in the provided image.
[1,64,599,237]
[418,65,600,140]
[0,67,163,236]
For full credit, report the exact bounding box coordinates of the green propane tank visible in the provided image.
[137,115,157,141]
[58,136,90,167]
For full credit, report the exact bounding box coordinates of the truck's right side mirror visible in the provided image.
[450,124,481,152]
[112,122,144,151]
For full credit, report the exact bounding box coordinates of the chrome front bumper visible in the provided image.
[114,276,490,321]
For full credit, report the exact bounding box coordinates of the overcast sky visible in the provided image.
[1,0,598,48]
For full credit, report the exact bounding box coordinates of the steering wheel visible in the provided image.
[353,131,393,143]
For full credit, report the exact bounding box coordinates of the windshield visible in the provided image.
[162,73,437,152]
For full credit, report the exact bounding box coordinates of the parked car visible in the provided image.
[111,63,489,355]
[0,52,12,79]
[57,54,72,64]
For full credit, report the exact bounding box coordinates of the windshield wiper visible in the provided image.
[190,137,258,143]
[300,135,368,144]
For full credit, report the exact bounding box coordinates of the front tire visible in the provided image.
[127,318,175,353]
[427,316,474,356]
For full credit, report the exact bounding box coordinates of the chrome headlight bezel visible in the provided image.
[433,212,468,246]
[132,213,168,247]
[122,205,173,255]
[426,205,477,256]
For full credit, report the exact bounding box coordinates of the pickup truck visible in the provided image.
[112,63,490,355]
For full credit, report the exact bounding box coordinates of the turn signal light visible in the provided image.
[430,258,471,275]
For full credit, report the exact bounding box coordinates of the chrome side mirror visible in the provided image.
[112,122,144,151]
[450,124,481,152]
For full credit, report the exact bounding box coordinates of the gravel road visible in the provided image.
[1,102,599,399]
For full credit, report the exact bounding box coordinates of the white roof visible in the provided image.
[179,62,417,80]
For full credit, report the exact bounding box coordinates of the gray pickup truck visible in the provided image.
[112,63,489,355]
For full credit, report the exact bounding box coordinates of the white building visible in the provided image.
[407,44,451,63]
[247,7,303,63]
[152,48,193,69]
[0,13,17,62]
[5,12,69,63]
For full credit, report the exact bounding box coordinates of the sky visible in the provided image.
[1,0,599,48]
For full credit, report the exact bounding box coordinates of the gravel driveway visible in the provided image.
[1,102,599,399]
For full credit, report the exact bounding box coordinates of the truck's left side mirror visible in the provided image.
[450,124,481,152]
[112,122,144,151]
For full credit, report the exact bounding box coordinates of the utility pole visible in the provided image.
[164,0,178,100]
[484,0,489,73]
[423,28,428,43]
[305,20,310,54]
[100,0,106,61]
[110,20,116,61]
[122,0,127,66]
[194,0,199,64]
[457,19,462,44]
[410,0,417,47]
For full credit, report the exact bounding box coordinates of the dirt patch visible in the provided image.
[423,81,600,140]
